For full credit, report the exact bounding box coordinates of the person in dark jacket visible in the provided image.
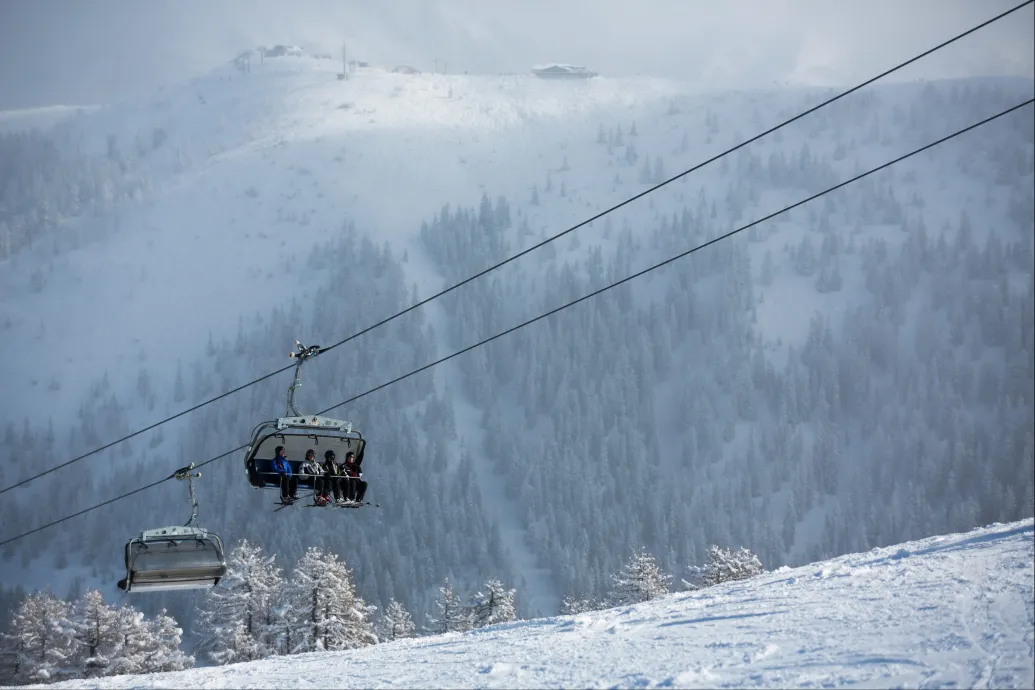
[342,451,367,503]
[321,449,347,504]
[271,445,298,502]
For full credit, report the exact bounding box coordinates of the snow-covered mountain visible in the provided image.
[0,56,700,451]
[39,519,1035,689]
[0,105,98,135]
[1,50,1032,644]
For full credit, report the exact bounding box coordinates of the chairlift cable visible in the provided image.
[1,0,1028,496]
[2,96,1030,549]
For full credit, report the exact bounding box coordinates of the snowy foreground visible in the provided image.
[43,520,1034,689]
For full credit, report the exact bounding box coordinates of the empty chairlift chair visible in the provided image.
[118,464,227,593]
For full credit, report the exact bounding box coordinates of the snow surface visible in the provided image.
[42,519,1035,689]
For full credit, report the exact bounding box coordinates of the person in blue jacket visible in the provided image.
[272,445,298,502]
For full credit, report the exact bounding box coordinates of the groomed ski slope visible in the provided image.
[46,519,1035,689]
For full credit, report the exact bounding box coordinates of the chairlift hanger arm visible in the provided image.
[169,463,202,528]
[286,339,328,417]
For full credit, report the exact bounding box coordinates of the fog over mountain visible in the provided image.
[1,0,1032,109]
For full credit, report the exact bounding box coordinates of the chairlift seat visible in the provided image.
[245,418,365,490]
[119,526,227,593]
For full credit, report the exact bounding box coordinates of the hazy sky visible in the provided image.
[0,0,1032,109]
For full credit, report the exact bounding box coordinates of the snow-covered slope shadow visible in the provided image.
[44,518,1035,689]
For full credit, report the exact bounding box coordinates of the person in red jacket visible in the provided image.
[342,451,367,503]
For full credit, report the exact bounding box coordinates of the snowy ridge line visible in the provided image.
[2,96,1030,551]
[2,0,1029,499]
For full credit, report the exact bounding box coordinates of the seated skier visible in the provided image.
[342,451,367,504]
[299,449,320,492]
[320,449,347,506]
[271,445,298,502]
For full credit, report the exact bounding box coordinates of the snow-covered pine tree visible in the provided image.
[468,579,516,629]
[71,589,121,678]
[683,545,765,590]
[141,609,194,673]
[173,360,186,403]
[107,603,152,677]
[268,593,295,657]
[376,598,416,642]
[607,548,672,606]
[653,155,666,183]
[639,157,653,184]
[3,590,78,684]
[193,538,282,664]
[624,143,638,165]
[1,590,186,683]
[284,546,378,653]
[0,585,23,682]
[426,578,471,634]
[559,591,595,615]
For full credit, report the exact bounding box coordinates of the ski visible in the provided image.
[274,499,297,511]
[305,500,380,509]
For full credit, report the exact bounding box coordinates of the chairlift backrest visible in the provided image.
[119,526,226,593]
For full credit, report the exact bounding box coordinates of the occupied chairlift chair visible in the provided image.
[117,464,227,593]
[243,340,366,498]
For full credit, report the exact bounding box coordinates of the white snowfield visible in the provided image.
[45,519,1035,689]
